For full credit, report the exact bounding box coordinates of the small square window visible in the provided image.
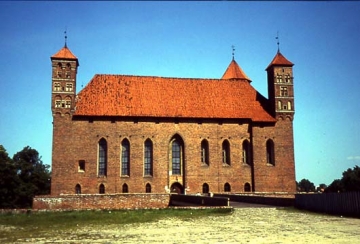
[79,160,85,172]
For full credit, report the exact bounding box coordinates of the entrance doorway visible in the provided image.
[170,182,183,194]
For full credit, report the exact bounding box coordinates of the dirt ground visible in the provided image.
[4,207,360,243]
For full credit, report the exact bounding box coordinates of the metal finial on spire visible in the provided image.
[64,28,68,48]
[276,31,280,52]
[232,45,235,60]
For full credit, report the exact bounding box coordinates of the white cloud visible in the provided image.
[347,156,360,160]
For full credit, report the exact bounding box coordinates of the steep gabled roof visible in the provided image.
[221,59,251,82]
[266,51,293,70]
[73,75,275,122]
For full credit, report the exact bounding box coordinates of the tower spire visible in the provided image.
[232,45,235,60]
[64,28,68,48]
[276,31,280,53]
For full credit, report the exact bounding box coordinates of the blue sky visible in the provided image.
[1,1,360,187]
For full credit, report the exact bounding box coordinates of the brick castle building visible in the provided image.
[50,43,296,195]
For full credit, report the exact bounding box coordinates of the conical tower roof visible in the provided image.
[221,59,251,82]
[51,45,79,66]
[266,51,293,70]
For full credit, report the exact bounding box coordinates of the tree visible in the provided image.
[13,146,51,208]
[325,179,344,193]
[0,145,19,208]
[341,165,360,192]
[297,178,316,193]
[326,165,360,193]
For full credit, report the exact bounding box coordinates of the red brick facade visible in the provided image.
[50,45,296,196]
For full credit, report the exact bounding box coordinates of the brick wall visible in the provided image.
[51,115,295,195]
[33,194,170,210]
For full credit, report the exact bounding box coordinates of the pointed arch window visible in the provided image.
[201,139,209,165]
[99,184,105,194]
[75,184,81,194]
[121,139,130,176]
[202,183,209,194]
[242,140,251,165]
[222,140,231,165]
[144,139,153,176]
[224,183,231,192]
[266,139,275,166]
[146,183,151,193]
[122,183,128,193]
[98,138,107,176]
[244,183,251,192]
[172,138,181,175]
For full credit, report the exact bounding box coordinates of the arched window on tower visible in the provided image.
[276,74,282,83]
[266,139,275,166]
[57,63,63,78]
[121,139,130,176]
[201,139,209,165]
[98,138,107,176]
[288,101,292,110]
[144,139,153,176]
[278,101,282,110]
[222,140,231,165]
[285,74,291,83]
[242,140,251,165]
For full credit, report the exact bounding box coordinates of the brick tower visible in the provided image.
[50,43,79,195]
[266,50,294,120]
[50,44,79,115]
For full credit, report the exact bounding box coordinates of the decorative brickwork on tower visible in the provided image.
[50,44,296,196]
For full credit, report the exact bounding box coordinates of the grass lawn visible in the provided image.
[0,208,233,242]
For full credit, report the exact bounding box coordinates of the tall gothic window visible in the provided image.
[222,140,230,165]
[242,140,251,165]
[121,139,130,176]
[201,139,209,165]
[98,138,107,176]
[266,139,275,166]
[172,139,181,175]
[144,139,153,176]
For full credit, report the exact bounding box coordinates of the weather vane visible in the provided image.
[232,45,235,60]
[276,31,280,52]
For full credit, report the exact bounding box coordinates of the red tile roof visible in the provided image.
[266,51,293,70]
[51,46,79,64]
[74,74,275,122]
[221,59,251,82]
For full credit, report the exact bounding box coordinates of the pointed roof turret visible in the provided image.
[266,51,293,70]
[51,46,79,66]
[221,59,251,82]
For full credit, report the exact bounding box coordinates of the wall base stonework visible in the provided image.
[33,194,170,210]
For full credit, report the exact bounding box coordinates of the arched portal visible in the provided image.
[170,182,183,194]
